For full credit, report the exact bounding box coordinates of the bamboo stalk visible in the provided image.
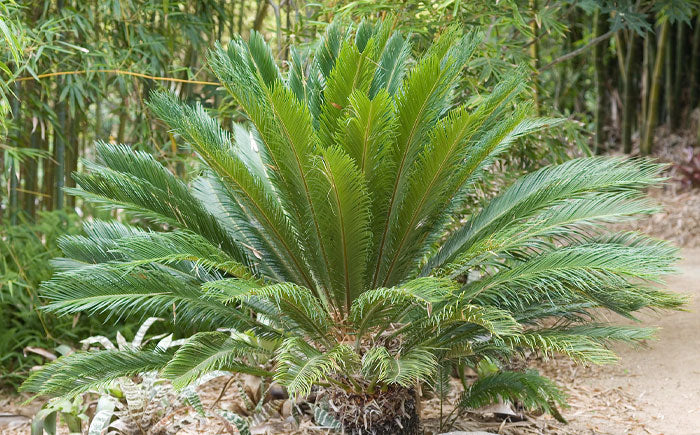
[673,21,685,130]
[622,33,638,154]
[690,14,700,110]
[9,82,21,225]
[641,20,671,156]
[42,126,53,211]
[529,0,541,116]
[593,10,609,153]
[55,96,66,210]
[664,23,674,127]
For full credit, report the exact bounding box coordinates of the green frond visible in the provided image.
[381,74,529,285]
[361,346,437,387]
[117,230,258,282]
[318,37,376,146]
[40,264,258,330]
[425,157,667,274]
[247,30,282,89]
[542,324,656,345]
[507,331,619,364]
[237,282,334,344]
[459,370,565,414]
[369,32,411,97]
[163,332,272,389]
[310,147,372,311]
[20,349,174,398]
[370,29,479,288]
[350,277,457,336]
[314,20,346,80]
[401,303,522,353]
[429,303,522,340]
[149,91,310,286]
[275,338,358,399]
[68,142,252,270]
[191,175,284,282]
[339,89,397,189]
[466,240,678,314]
[287,46,309,104]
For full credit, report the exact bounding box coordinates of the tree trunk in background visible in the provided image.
[8,82,21,225]
[622,33,639,154]
[22,81,38,220]
[253,0,269,32]
[673,22,685,130]
[592,10,609,153]
[55,97,66,210]
[664,23,674,128]
[529,0,541,116]
[690,14,700,110]
[42,127,53,211]
[237,0,245,34]
[116,94,128,144]
[64,112,77,209]
[95,94,103,141]
[641,20,671,156]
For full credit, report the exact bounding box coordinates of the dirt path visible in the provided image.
[571,248,700,434]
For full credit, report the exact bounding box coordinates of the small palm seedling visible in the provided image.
[23,17,684,434]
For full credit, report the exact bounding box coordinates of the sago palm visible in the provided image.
[23,18,684,434]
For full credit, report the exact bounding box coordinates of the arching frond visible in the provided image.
[425,157,667,274]
[117,230,258,282]
[361,346,437,387]
[149,92,309,286]
[40,264,256,330]
[310,147,372,311]
[247,30,282,88]
[237,282,335,344]
[350,277,457,337]
[20,349,174,398]
[459,370,565,414]
[163,332,273,389]
[68,143,251,269]
[506,331,618,364]
[370,29,480,288]
[275,338,358,399]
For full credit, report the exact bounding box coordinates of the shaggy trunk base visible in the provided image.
[327,385,420,435]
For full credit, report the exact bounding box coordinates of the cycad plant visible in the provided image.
[23,18,684,434]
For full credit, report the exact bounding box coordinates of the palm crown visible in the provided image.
[23,17,683,431]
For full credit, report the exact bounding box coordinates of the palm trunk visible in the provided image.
[593,10,609,153]
[641,20,671,156]
[330,386,420,435]
[622,33,638,154]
